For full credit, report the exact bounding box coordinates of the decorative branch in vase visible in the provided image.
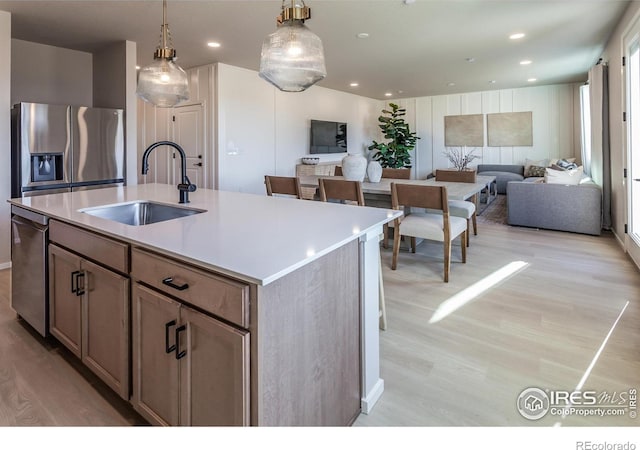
[443,147,480,171]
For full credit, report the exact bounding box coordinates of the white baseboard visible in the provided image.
[361,378,384,415]
[0,261,11,270]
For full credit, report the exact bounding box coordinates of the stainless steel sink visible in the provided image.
[80,201,206,226]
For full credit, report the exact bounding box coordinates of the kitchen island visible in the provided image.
[9,184,400,426]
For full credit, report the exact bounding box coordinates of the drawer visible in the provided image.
[49,220,129,273]
[131,248,249,328]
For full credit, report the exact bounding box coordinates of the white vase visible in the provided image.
[367,161,383,183]
[341,153,367,181]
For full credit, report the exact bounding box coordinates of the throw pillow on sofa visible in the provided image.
[527,165,547,177]
[544,166,583,185]
[524,158,549,177]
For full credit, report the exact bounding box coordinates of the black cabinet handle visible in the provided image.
[71,270,80,294]
[165,320,177,354]
[76,272,85,296]
[175,325,187,360]
[162,277,189,291]
[71,271,84,296]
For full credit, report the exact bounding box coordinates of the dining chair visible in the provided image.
[381,168,411,248]
[381,168,411,179]
[390,183,467,283]
[318,178,387,330]
[434,169,477,247]
[264,175,303,199]
[319,177,365,206]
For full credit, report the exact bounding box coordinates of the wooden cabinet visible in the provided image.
[296,162,339,199]
[131,252,250,426]
[49,221,130,400]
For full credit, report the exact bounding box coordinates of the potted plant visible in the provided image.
[368,103,419,169]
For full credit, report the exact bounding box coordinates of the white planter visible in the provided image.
[367,161,383,183]
[342,153,367,182]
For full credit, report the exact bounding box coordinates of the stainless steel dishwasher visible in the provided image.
[11,205,50,337]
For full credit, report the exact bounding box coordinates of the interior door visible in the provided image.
[624,23,640,265]
[172,104,205,188]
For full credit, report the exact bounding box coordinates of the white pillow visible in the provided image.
[524,158,549,177]
[549,157,577,166]
[544,166,583,185]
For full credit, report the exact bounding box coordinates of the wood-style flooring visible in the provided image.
[0,219,638,426]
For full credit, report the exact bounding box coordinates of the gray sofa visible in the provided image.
[507,181,602,235]
[477,164,524,194]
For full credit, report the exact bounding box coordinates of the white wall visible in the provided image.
[11,39,93,106]
[600,1,640,242]
[0,11,11,267]
[402,84,582,179]
[216,63,381,195]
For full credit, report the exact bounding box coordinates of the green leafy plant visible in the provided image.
[368,103,419,169]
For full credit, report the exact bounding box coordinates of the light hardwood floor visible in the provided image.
[0,220,638,426]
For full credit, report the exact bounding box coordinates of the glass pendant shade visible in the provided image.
[136,0,189,108]
[259,20,326,92]
[137,58,189,107]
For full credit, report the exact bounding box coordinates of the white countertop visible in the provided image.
[9,184,401,285]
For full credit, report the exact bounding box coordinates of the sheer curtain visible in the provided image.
[579,84,592,177]
[588,63,612,230]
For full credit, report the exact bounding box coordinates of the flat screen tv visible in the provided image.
[310,120,347,154]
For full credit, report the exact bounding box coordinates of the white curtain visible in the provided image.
[588,63,611,230]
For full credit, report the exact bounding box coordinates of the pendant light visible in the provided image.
[136,0,189,107]
[259,0,326,92]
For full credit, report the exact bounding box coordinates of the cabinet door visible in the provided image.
[81,259,130,400]
[131,284,180,426]
[179,305,250,426]
[49,245,82,358]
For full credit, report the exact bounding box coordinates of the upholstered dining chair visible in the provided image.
[434,169,477,247]
[264,175,303,199]
[382,168,411,248]
[318,178,387,330]
[390,183,467,283]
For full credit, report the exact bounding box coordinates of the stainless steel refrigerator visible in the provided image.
[11,102,125,198]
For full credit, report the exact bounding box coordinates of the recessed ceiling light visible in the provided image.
[489,80,497,84]
[397,90,404,94]
[135,65,140,70]
[350,82,359,87]
[385,92,393,97]
[403,0,416,4]
[356,33,369,39]
[447,82,456,87]
[509,33,525,40]
[466,57,475,63]
[520,60,532,65]
[207,42,221,48]
[528,78,537,82]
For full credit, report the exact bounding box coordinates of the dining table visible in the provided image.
[299,174,497,211]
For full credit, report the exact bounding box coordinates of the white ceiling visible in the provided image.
[0,0,632,100]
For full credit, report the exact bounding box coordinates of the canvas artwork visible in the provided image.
[487,111,533,146]
[444,114,484,147]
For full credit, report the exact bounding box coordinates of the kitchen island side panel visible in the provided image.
[252,239,361,426]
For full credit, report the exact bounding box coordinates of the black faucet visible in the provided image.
[141,141,197,204]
